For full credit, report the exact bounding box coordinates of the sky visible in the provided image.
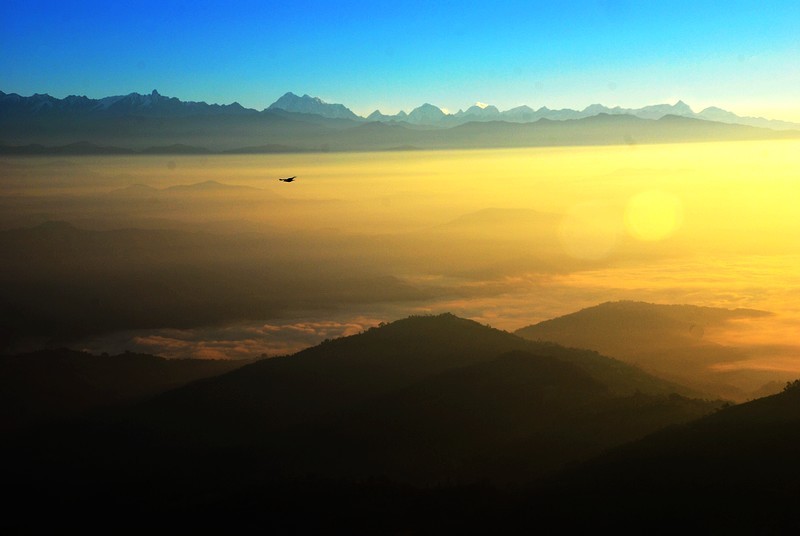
[2,0,799,120]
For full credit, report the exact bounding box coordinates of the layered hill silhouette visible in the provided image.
[3,315,717,491]
[123,313,705,441]
[516,301,780,400]
[2,89,798,152]
[538,381,800,532]
[13,313,800,533]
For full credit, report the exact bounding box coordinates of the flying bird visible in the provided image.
[278,176,296,182]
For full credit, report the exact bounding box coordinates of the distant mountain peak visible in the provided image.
[672,100,693,113]
[583,103,610,114]
[460,104,500,117]
[268,92,359,120]
[406,103,447,124]
[3,89,800,151]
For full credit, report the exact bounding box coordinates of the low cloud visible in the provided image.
[82,316,385,360]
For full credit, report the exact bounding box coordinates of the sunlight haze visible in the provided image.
[3,141,798,386]
[4,1,800,530]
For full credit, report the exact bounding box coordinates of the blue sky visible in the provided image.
[2,0,799,120]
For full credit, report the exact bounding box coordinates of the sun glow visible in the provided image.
[3,140,799,376]
[625,190,683,241]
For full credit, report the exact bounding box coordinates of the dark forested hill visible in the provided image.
[123,313,705,447]
[1,314,724,533]
[533,381,800,532]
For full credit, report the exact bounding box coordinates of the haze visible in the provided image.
[2,140,798,391]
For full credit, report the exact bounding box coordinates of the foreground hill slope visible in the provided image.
[2,314,726,531]
[288,349,717,485]
[537,381,800,532]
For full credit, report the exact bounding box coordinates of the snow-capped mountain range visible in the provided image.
[271,92,799,131]
[2,89,798,131]
[0,89,253,118]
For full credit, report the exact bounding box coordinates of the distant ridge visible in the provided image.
[515,301,778,400]
[0,142,315,155]
[0,142,214,155]
[2,89,798,152]
[0,141,136,155]
[139,143,212,154]
[3,88,798,129]
[0,89,254,119]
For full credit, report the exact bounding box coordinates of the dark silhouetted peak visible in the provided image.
[303,313,510,359]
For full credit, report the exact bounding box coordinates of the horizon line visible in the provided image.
[3,87,797,125]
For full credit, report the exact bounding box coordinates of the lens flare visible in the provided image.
[625,190,683,241]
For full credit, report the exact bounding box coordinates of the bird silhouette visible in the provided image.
[278,176,296,182]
